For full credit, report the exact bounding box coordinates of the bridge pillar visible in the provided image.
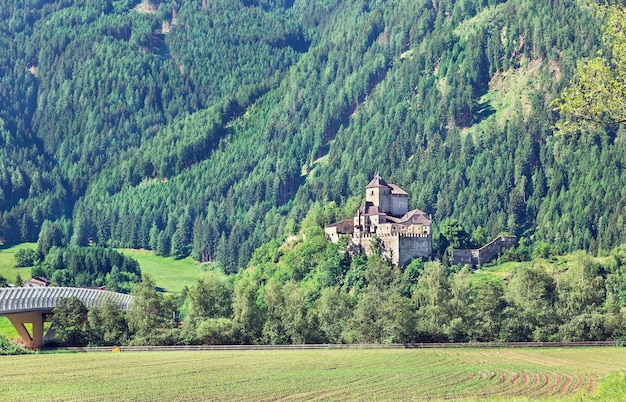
[5,311,49,350]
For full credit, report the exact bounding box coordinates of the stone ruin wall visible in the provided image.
[449,249,479,266]
[478,236,516,264]
[451,236,517,266]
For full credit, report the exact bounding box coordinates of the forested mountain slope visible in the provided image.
[1,0,624,272]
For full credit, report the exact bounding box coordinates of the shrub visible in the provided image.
[14,248,38,267]
[0,335,31,355]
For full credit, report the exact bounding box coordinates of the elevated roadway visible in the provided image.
[0,287,133,349]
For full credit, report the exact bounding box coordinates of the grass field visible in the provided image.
[118,248,208,293]
[0,243,38,341]
[1,347,625,401]
[0,317,18,339]
[0,243,37,285]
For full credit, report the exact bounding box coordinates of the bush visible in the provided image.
[0,335,31,355]
[14,248,38,267]
[195,318,240,345]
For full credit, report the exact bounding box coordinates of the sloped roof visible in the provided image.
[326,219,354,234]
[365,175,389,189]
[365,175,408,195]
[388,183,408,196]
[359,203,386,215]
[398,208,432,225]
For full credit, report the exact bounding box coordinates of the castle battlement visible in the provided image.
[356,233,430,239]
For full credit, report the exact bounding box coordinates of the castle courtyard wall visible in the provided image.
[398,235,431,266]
[451,236,517,266]
[354,234,431,266]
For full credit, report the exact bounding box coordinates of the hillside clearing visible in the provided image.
[117,248,209,294]
[0,243,37,285]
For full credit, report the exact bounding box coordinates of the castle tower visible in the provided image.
[365,175,391,212]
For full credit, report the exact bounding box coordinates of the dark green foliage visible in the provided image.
[216,220,624,345]
[184,273,233,333]
[39,246,141,291]
[52,296,89,347]
[37,220,70,259]
[194,318,240,345]
[470,276,505,341]
[0,0,624,285]
[43,220,626,347]
[86,298,130,346]
[0,335,31,355]
[0,0,618,274]
[14,248,37,267]
[126,274,181,345]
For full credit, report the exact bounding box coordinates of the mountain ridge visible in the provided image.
[2,0,624,271]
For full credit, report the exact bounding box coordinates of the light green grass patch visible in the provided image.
[1,347,624,401]
[0,243,37,285]
[454,3,507,39]
[482,261,525,273]
[117,249,207,293]
[473,260,527,279]
[0,317,53,340]
[588,370,626,401]
[0,316,18,339]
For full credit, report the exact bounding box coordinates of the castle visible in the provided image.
[325,175,432,266]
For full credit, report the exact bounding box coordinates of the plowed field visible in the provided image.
[1,347,624,401]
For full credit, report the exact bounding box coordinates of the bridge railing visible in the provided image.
[0,287,133,315]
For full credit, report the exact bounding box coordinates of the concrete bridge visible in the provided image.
[0,287,133,349]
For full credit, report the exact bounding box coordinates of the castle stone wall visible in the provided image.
[450,249,479,266]
[477,236,516,264]
[366,187,391,212]
[355,234,431,266]
[390,195,408,216]
[398,235,432,266]
[451,236,517,266]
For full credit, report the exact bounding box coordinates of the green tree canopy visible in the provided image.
[554,5,626,134]
[52,296,89,347]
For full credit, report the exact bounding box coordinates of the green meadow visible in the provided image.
[0,243,37,285]
[1,347,625,401]
[117,248,209,294]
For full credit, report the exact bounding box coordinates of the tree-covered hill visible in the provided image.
[1,0,624,272]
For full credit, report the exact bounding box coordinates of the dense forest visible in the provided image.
[0,0,625,274]
[46,215,626,346]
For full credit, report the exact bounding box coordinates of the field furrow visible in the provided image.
[2,347,625,401]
